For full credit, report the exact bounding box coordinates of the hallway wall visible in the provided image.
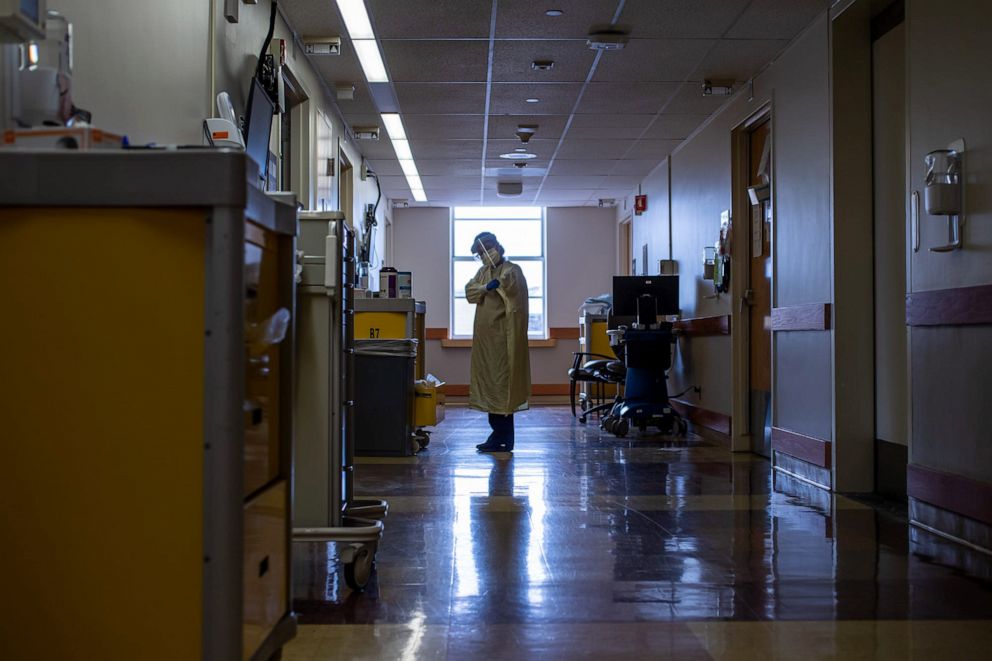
[621,13,834,441]
[391,205,616,388]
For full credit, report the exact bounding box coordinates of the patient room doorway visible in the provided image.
[732,110,773,456]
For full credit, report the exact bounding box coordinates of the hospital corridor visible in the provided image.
[1,1,991,659]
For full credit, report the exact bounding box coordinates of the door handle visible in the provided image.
[911,191,921,253]
[740,289,755,314]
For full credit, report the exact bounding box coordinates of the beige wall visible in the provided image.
[392,205,616,387]
[41,0,386,278]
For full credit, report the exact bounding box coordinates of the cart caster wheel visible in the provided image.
[579,415,588,425]
[344,545,375,591]
[677,418,688,436]
[614,419,629,437]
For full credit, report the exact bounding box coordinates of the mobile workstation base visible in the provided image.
[0,150,298,661]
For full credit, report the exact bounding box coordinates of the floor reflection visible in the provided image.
[291,405,992,651]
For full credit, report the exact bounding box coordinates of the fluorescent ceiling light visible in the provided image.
[335,0,375,39]
[352,39,388,83]
[380,113,407,140]
[398,159,420,178]
[410,188,427,203]
[391,138,414,161]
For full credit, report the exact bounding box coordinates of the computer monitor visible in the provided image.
[612,275,680,319]
[244,77,275,189]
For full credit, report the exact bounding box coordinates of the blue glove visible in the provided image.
[486,279,500,291]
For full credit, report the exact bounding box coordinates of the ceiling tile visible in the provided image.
[569,114,656,129]
[535,189,594,202]
[281,1,345,37]
[690,39,789,82]
[312,45,366,85]
[410,140,484,159]
[600,175,646,188]
[382,41,490,82]
[490,83,584,115]
[485,138,558,160]
[420,176,482,190]
[619,0,752,38]
[610,159,666,176]
[403,115,486,140]
[418,159,483,176]
[625,139,682,160]
[495,0,619,39]
[555,139,636,160]
[593,188,639,199]
[375,175,415,191]
[368,0,494,38]
[726,0,830,40]
[487,115,570,140]
[577,82,680,114]
[351,138,399,160]
[395,83,488,114]
[642,114,709,140]
[542,175,607,190]
[566,125,647,140]
[492,41,596,83]
[549,160,620,176]
[592,39,716,83]
[366,159,404,176]
[662,84,733,114]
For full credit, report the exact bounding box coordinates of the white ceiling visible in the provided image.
[280,0,831,207]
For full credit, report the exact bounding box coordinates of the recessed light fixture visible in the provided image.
[525,98,540,103]
[514,147,527,152]
[546,9,564,17]
[531,60,555,71]
[500,152,537,160]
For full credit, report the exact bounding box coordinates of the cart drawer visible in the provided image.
[243,480,287,659]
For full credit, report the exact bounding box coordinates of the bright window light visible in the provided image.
[352,39,388,83]
[380,113,407,140]
[398,159,420,178]
[335,0,375,39]
[391,138,414,161]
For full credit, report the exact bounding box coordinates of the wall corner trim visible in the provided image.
[772,426,832,469]
[908,464,992,527]
[670,399,732,435]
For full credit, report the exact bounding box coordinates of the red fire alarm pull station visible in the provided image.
[635,194,648,214]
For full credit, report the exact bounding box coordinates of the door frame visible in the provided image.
[618,214,633,275]
[730,104,773,453]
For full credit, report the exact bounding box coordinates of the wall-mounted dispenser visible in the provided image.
[923,139,965,252]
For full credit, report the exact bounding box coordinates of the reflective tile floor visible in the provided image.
[287,406,992,659]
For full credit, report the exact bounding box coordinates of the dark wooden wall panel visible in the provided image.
[772,426,832,469]
[771,303,832,331]
[670,399,732,435]
[906,284,992,326]
[674,315,731,336]
[908,464,992,527]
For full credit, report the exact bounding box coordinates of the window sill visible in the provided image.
[439,338,557,349]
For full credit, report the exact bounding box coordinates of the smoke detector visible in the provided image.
[587,26,630,51]
[497,181,524,198]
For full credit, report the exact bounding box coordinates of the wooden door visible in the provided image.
[619,218,633,275]
[747,119,772,456]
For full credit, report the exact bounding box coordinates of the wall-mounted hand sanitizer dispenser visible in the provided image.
[924,149,961,215]
[922,139,965,252]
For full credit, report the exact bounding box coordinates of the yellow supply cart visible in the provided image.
[0,150,297,661]
[355,297,427,378]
